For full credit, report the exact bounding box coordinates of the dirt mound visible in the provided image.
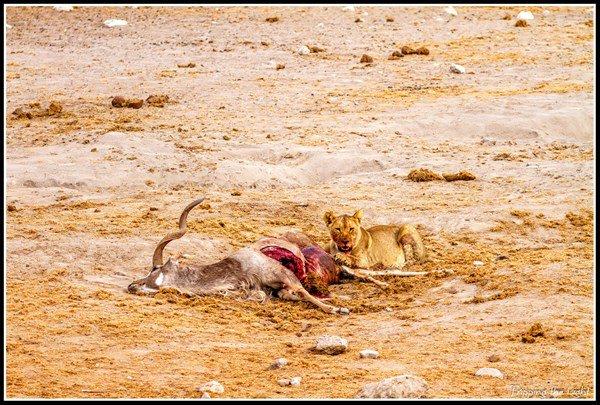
[12,101,63,119]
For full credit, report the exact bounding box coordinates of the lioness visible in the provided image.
[323,209,426,269]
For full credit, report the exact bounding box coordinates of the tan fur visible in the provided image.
[323,209,426,269]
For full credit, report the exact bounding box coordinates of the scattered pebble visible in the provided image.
[297,45,310,55]
[8,204,18,212]
[515,20,528,27]
[401,46,429,55]
[103,19,128,27]
[146,94,170,107]
[223,135,231,141]
[314,335,348,355]
[388,51,404,60]
[521,322,545,343]
[269,357,288,369]
[475,367,504,379]
[450,63,466,74]
[516,11,534,21]
[357,375,428,398]
[444,6,458,16]
[385,307,393,312]
[126,99,143,109]
[473,260,484,266]
[487,354,501,363]
[265,17,279,23]
[308,45,325,53]
[231,190,242,196]
[277,378,290,387]
[290,377,302,386]
[339,307,350,315]
[355,17,362,23]
[502,13,512,20]
[407,168,443,182]
[276,63,285,70]
[442,171,476,181]
[386,16,394,22]
[360,349,379,359]
[360,54,373,63]
[177,62,196,68]
[197,380,224,394]
[12,101,63,119]
[53,5,73,11]
[112,96,143,109]
[111,96,127,108]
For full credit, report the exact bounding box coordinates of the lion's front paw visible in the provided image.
[333,252,354,267]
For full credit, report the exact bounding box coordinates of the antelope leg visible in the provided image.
[286,284,347,315]
[340,266,389,289]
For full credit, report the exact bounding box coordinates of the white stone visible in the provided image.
[197,380,224,394]
[339,307,350,315]
[516,11,534,21]
[357,375,428,398]
[316,22,325,29]
[297,45,310,55]
[290,377,302,386]
[444,6,458,16]
[342,5,355,12]
[473,260,484,266]
[103,19,128,28]
[272,357,288,368]
[277,378,290,386]
[450,63,466,74]
[315,335,348,355]
[53,5,73,11]
[360,349,380,359]
[475,367,504,379]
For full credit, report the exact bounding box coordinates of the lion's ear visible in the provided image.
[352,209,364,223]
[323,211,336,226]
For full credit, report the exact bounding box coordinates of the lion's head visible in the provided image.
[323,209,363,253]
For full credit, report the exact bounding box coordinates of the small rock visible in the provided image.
[401,45,415,55]
[487,354,501,363]
[496,255,509,260]
[385,307,393,312]
[126,99,143,109]
[197,380,224,394]
[277,378,290,387]
[265,17,279,23]
[516,11,534,21]
[290,377,302,386]
[360,54,373,63]
[7,204,18,212]
[53,5,73,11]
[269,358,288,369]
[388,51,404,60]
[450,63,466,74]
[308,45,325,53]
[90,147,98,152]
[297,45,311,55]
[502,13,512,20]
[111,96,127,108]
[473,260,484,266]
[103,19,128,27]
[359,349,379,359]
[475,367,504,379]
[314,335,348,355]
[231,190,242,196]
[386,17,394,22]
[146,94,170,107]
[177,62,196,68]
[339,307,350,315]
[355,17,363,23]
[515,19,528,27]
[357,375,428,398]
[223,135,231,141]
[444,6,458,16]
[275,63,285,70]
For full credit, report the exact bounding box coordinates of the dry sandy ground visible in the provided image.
[4,5,595,399]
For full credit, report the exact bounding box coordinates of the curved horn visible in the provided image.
[152,197,205,268]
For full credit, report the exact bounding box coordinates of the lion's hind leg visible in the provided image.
[397,224,427,264]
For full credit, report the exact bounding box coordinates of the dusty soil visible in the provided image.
[4,5,595,399]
